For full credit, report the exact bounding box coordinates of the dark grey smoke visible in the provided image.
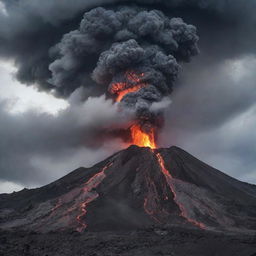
[0,0,254,140]
[0,0,255,96]
[49,7,198,136]
[50,7,198,91]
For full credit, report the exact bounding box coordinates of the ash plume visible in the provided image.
[0,0,255,97]
[49,7,199,142]
[1,0,254,146]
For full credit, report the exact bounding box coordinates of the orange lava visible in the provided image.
[110,71,157,149]
[76,162,113,232]
[156,152,205,229]
[130,124,156,149]
[156,153,172,179]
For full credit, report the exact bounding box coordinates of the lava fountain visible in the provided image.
[110,70,157,149]
[130,124,156,149]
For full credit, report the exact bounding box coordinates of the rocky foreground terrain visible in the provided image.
[0,226,256,256]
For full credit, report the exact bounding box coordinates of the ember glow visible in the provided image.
[155,152,205,229]
[130,124,156,149]
[110,70,158,148]
[115,84,146,102]
[110,71,147,102]
[76,162,113,232]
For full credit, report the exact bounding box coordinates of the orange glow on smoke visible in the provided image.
[116,84,146,102]
[130,124,156,149]
[110,71,157,149]
[110,71,147,102]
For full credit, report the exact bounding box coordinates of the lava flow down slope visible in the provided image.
[1,146,256,233]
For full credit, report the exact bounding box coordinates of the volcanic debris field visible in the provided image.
[1,227,256,256]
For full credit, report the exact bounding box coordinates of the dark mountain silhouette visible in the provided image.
[1,145,256,234]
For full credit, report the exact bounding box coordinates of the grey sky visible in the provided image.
[0,0,256,193]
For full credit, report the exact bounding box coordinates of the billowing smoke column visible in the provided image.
[49,7,199,148]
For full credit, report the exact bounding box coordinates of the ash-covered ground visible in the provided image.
[1,226,256,256]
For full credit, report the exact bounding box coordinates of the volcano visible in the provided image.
[1,145,256,234]
[1,146,256,256]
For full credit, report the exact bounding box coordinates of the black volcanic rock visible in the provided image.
[0,146,256,233]
[1,227,256,256]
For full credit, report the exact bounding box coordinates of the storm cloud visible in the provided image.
[0,0,256,191]
[0,95,125,187]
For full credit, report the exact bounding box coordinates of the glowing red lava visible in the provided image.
[143,174,162,224]
[156,152,205,229]
[76,162,113,232]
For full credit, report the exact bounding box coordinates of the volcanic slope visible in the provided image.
[1,146,256,233]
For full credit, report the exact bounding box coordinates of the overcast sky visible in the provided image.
[0,0,256,193]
